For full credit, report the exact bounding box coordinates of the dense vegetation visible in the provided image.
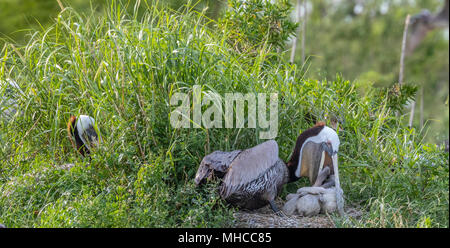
[1,0,447,143]
[0,0,448,227]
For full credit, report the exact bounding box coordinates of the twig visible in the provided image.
[56,0,64,11]
[408,100,416,127]
[399,14,410,85]
[420,87,424,129]
[399,14,410,120]
[325,212,336,228]
[17,114,42,152]
[9,44,25,63]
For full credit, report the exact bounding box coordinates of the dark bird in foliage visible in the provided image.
[67,115,100,156]
[195,122,344,215]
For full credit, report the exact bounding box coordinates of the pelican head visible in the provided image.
[287,122,340,182]
[67,115,100,156]
[195,150,242,185]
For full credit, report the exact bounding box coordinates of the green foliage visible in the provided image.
[300,0,448,142]
[0,0,223,46]
[336,141,449,228]
[375,83,418,112]
[218,0,297,56]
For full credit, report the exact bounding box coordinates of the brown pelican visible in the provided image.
[195,122,344,215]
[67,115,100,156]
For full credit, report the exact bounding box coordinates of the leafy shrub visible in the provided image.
[375,83,417,112]
[218,0,297,56]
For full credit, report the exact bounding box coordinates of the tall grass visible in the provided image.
[0,1,448,227]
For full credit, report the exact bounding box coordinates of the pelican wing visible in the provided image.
[221,140,280,198]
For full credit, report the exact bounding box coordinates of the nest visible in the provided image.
[232,198,335,228]
[232,196,363,228]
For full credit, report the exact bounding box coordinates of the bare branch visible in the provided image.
[301,0,307,65]
[399,14,410,85]
[56,0,64,11]
[290,0,302,64]
[408,100,416,128]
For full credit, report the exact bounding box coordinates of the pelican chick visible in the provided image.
[283,185,339,216]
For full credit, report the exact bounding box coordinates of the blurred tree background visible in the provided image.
[0,0,448,143]
[301,0,449,144]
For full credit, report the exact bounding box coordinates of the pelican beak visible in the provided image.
[332,153,338,175]
[331,152,345,215]
[330,151,339,187]
[194,163,211,186]
[321,142,334,157]
[322,142,340,189]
